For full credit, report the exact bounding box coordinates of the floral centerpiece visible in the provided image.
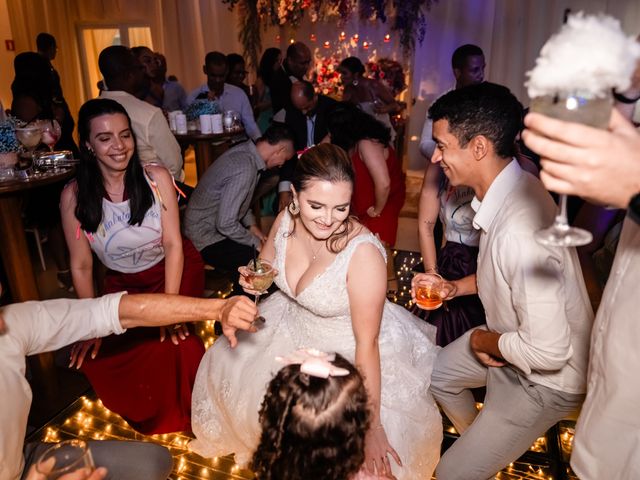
[184,100,221,121]
[312,54,343,97]
[0,117,20,171]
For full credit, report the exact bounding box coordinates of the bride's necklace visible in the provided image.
[308,238,325,262]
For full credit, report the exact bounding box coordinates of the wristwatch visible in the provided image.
[629,192,640,225]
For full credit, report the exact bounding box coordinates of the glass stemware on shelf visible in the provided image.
[530,92,612,247]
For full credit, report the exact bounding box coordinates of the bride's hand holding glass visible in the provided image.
[364,424,402,477]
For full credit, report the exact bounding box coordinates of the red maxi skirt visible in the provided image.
[81,238,205,434]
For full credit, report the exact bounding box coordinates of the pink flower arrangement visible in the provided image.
[366,58,407,96]
[311,54,343,98]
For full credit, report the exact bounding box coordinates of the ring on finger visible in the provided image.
[173,323,183,330]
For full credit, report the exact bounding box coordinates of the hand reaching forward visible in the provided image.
[364,425,402,477]
[69,338,102,369]
[219,295,259,348]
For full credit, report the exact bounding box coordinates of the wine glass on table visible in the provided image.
[243,259,275,324]
[40,119,61,152]
[15,125,42,170]
[35,439,95,479]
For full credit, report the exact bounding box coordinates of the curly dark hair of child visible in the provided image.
[250,353,370,480]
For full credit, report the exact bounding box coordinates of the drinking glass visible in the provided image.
[222,110,235,133]
[243,259,275,323]
[35,440,95,479]
[40,119,61,152]
[414,273,444,310]
[530,93,612,247]
[15,125,42,168]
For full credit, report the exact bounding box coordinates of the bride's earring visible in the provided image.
[288,201,300,216]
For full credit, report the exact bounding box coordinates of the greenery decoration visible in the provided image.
[222,0,438,73]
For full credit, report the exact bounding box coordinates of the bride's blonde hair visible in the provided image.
[289,143,359,253]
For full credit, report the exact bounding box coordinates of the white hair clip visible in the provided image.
[276,348,349,379]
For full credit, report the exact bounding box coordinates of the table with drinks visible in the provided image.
[170,110,246,180]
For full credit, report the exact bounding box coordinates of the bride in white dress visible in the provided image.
[190,144,442,479]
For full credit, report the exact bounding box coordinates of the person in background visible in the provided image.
[184,124,295,295]
[0,286,257,480]
[155,52,187,112]
[11,51,74,291]
[59,98,205,435]
[419,44,486,159]
[251,351,370,480]
[36,32,79,156]
[421,82,592,479]
[99,45,184,181]
[187,51,261,140]
[327,102,406,249]
[338,56,403,140]
[270,42,312,115]
[254,47,282,133]
[276,80,338,211]
[131,46,164,108]
[226,53,252,100]
[523,107,640,480]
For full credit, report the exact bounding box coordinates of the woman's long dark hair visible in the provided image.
[75,98,153,233]
[251,354,369,480]
[257,48,281,87]
[327,102,391,152]
[289,144,358,253]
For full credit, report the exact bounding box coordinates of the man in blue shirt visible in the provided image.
[187,51,261,140]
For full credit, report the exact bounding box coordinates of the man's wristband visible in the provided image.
[613,90,640,104]
[629,192,640,225]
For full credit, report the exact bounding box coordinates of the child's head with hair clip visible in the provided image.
[251,350,370,480]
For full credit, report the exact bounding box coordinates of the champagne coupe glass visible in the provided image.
[531,93,612,247]
[40,119,61,152]
[244,259,275,323]
[15,125,42,169]
[414,273,444,310]
[35,440,95,479]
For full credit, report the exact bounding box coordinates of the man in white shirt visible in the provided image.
[0,289,256,480]
[187,51,261,141]
[523,106,640,479]
[424,82,593,479]
[98,46,185,181]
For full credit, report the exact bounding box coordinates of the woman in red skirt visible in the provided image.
[60,98,204,434]
[327,102,405,246]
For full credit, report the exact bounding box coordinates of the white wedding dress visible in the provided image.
[190,212,443,479]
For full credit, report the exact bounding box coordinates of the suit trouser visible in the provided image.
[22,440,173,480]
[430,328,584,480]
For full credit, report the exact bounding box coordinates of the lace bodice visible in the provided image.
[272,211,386,318]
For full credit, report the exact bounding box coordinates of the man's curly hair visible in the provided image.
[251,354,369,480]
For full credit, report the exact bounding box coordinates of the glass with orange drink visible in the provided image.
[414,273,444,310]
